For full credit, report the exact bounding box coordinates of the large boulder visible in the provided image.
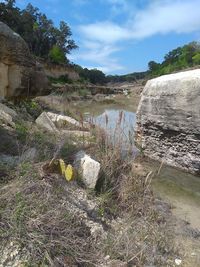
[35,112,59,133]
[135,69,200,174]
[0,103,17,128]
[35,112,91,138]
[46,111,89,129]
[0,22,49,98]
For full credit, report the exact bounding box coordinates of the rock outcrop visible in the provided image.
[135,69,200,174]
[0,22,49,98]
[40,61,80,81]
[0,102,17,128]
[35,111,90,138]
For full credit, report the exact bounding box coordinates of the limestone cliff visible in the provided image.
[0,21,49,98]
[40,61,80,81]
[135,69,200,174]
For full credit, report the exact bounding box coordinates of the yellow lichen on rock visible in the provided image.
[59,159,74,181]
[65,164,74,181]
[59,159,66,176]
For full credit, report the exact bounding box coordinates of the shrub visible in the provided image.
[49,45,66,64]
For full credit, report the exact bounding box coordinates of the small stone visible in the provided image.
[175,258,182,265]
[104,255,110,261]
[74,150,100,189]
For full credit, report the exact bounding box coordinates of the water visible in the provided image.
[84,104,200,230]
[85,108,136,146]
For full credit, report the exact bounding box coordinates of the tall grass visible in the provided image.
[87,111,178,266]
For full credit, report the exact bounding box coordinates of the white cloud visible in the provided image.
[80,0,200,43]
[79,22,130,43]
[130,0,200,39]
[69,40,124,73]
[83,63,125,73]
[75,0,200,73]
[104,0,130,16]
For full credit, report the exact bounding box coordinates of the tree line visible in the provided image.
[0,0,77,63]
[1,2,199,84]
[148,42,200,77]
[106,42,200,83]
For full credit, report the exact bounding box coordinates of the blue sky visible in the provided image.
[14,0,200,74]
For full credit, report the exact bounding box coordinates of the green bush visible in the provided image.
[192,53,200,65]
[49,45,66,64]
[48,75,72,84]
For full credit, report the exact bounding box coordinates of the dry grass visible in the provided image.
[87,111,179,266]
[0,166,103,266]
[0,107,179,266]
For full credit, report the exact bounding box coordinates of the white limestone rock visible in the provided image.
[35,112,58,133]
[0,103,17,117]
[135,69,200,174]
[47,111,83,129]
[74,150,100,189]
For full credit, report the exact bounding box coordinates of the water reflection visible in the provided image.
[86,106,200,229]
[86,108,136,146]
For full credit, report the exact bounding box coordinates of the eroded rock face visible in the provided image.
[135,69,200,175]
[0,22,49,98]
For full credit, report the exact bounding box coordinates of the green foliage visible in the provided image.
[49,45,66,64]
[15,122,28,141]
[106,71,148,83]
[148,61,160,72]
[20,100,42,119]
[0,1,77,62]
[74,65,106,85]
[192,53,200,65]
[18,162,32,177]
[148,41,200,77]
[48,74,72,84]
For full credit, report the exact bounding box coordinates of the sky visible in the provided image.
[13,0,200,74]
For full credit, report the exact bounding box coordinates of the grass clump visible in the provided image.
[0,170,101,266]
[86,113,179,266]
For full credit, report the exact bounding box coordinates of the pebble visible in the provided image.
[175,258,182,265]
[191,252,196,257]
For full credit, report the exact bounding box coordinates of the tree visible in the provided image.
[192,53,200,65]
[148,42,200,77]
[0,2,77,63]
[49,45,66,64]
[4,0,15,8]
[148,61,160,72]
[163,47,182,65]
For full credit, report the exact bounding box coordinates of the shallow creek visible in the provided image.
[77,99,200,232]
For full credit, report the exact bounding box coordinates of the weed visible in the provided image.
[17,99,43,119]
[15,122,28,142]
[18,162,32,177]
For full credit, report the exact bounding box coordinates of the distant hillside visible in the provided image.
[107,41,200,83]
[106,71,148,83]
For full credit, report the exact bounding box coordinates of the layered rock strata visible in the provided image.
[135,69,200,174]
